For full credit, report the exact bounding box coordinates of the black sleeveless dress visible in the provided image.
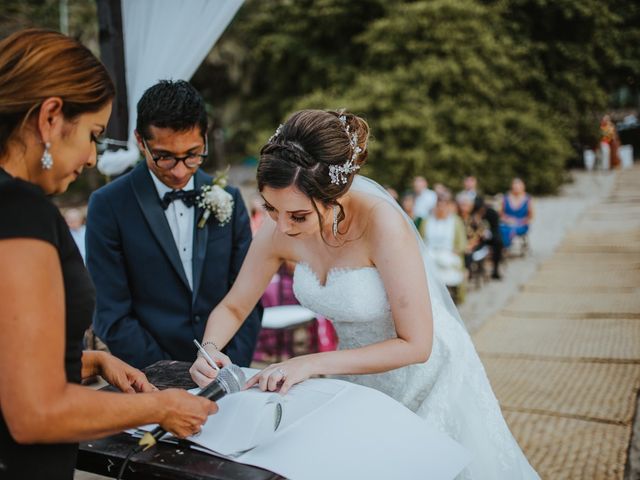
[0,168,95,479]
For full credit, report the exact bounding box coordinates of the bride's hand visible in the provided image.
[189,349,231,388]
[245,356,315,395]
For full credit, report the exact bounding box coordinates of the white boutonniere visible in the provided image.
[197,168,234,228]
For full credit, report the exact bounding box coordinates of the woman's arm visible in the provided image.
[203,221,284,348]
[82,350,157,393]
[247,201,434,394]
[190,221,284,386]
[0,239,216,443]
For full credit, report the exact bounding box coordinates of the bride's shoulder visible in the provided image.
[352,193,411,236]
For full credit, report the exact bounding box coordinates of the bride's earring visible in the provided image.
[41,142,53,170]
[332,205,339,238]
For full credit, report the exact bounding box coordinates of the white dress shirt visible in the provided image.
[69,225,86,263]
[414,188,437,219]
[149,170,195,290]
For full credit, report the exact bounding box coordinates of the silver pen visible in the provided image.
[193,338,220,371]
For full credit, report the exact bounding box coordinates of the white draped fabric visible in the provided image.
[98,0,244,176]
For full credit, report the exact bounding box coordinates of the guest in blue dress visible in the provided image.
[499,177,534,248]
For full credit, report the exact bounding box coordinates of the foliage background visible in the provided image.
[2,0,639,197]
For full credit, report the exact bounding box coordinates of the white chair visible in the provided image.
[619,144,634,169]
[261,305,318,361]
[583,149,596,171]
[600,142,611,170]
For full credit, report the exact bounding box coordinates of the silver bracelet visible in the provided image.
[201,340,219,351]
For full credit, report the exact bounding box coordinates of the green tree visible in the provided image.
[300,0,573,193]
[205,0,571,193]
[484,0,640,149]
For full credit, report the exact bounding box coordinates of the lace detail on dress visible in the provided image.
[293,262,539,480]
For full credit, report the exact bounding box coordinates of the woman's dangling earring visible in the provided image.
[332,205,339,238]
[41,142,53,170]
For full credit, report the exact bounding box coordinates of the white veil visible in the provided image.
[351,175,466,329]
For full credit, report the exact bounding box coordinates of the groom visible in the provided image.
[86,80,261,369]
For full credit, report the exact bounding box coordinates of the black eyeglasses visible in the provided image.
[142,137,208,170]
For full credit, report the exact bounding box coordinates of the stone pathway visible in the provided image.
[471,166,640,479]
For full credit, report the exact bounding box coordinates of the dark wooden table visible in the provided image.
[77,361,284,480]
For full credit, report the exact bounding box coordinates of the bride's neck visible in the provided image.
[321,193,359,242]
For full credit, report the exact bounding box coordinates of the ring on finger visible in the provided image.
[277,367,286,377]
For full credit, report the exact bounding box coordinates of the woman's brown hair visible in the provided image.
[0,28,115,157]
[257,109,370,240]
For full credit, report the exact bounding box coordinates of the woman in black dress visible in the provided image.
[0,29,217,480]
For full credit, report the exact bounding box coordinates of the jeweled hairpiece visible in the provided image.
[268,124,284,143]
[328,115,361,185]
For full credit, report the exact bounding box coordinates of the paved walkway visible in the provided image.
[471,166,640,479]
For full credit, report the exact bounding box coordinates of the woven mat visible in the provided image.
[523,285,637,294]
[539,252,640,266]
[603,196,640,205]
[558,231,640,254]
[473,316,640,362]
[574,220,640,232]
[587,204,640,213]
[581,210,640,219]
[563,230,640,244]
[503,291,640,317]
[481,357,640,423]
[557,244,640,254]
[526,270,640,288]
[584,213,640,224]
[503,410,630,480]
[537,261,640,273]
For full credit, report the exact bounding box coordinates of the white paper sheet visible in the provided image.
[130,369,470,479]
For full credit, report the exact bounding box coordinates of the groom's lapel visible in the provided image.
[191,169,210,303]
[131,163,190,290]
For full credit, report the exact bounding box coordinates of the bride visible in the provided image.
[190,109,539,479]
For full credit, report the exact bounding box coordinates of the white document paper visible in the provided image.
[131,369,470,479]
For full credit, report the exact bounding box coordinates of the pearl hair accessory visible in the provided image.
[268,124,283,144]
[266,114,362,186]
[328,115,361,185]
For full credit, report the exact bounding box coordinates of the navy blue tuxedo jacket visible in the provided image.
[86,162,261,369]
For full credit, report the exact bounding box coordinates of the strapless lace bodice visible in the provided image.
[293,263,392,329]
[292,261,539,480]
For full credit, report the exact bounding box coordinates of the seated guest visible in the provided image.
[0,29,216,480]
[401,193,423,230]
[86,80,261,369]
[457,193,490,275]
[473,196,504,279]
[499,177,534,249]
[420,191,467,297]
[460,175,479,202]
[412,175,437,221]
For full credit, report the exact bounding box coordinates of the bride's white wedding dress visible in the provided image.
[291,176,539,479]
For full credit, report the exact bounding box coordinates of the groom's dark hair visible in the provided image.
[136,80,207,139]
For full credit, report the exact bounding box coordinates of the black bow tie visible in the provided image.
[161,189,198,210]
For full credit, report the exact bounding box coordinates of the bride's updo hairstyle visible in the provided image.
[257,109,369,239]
